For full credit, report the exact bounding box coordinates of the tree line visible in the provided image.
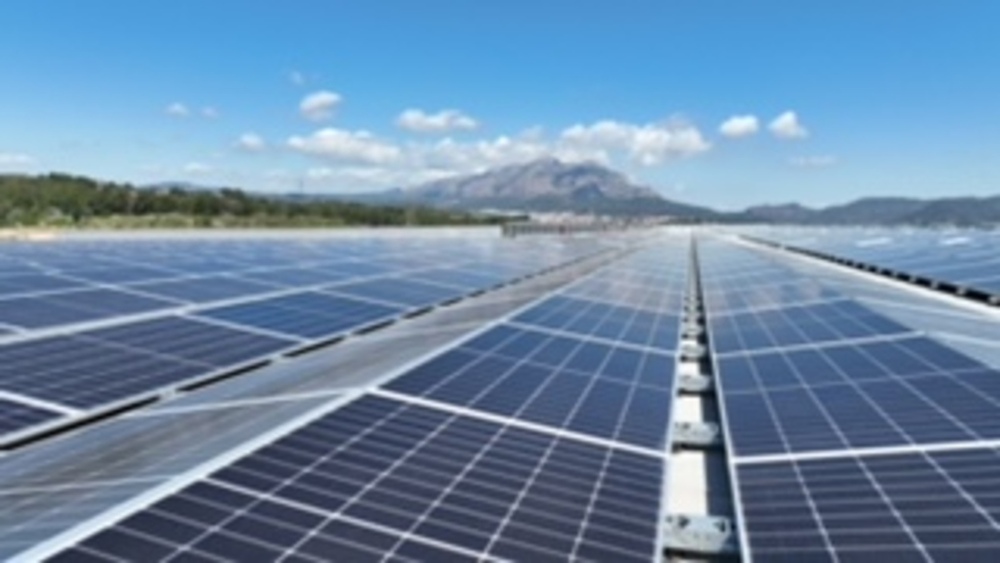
[0,173,506,228]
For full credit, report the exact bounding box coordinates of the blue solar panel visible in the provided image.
[736,448,1000,562]
[513,294,679,349]
[79,316,296,367]
[0,274,84,297]
[328,276,465,308]
[710,299,913,355]
[0,398,62,438]
[0,297,106,329]
[242,267,354,287]
[51,395,664,562]
[132,276,278,303]
[60,265,179,284]
[0,335,207,409]
[718,334,1000,457]
[195,292,403,339]
[386,324,674,448]
[410,268,506,290]
[0,288,178,329]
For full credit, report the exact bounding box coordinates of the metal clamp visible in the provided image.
[663,513,739,556]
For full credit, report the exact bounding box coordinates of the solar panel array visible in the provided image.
[0,236,602,446]
[3,229,999,562]
[700,235,1000,562]
[35,239,687,562]
[751,227,1000,297]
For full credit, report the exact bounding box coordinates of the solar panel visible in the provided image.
[59,265,180,284]
[409,268,507,290]
[0,297,106,329]
[327,276,465,308]
[195,292,403,339]
[242,267,355,287]
[716,335,1000,457]
[79,316,297,367]
[0,397,62,437]
[710,299,915,355]
[385,324,675,449]
[131,275,279,303]
[736,447,1000,562]
[50,395,664,562]
[0,274,84,297]
[0,335,207,409]
[512,294,680,349]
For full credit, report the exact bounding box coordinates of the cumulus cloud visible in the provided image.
[288,118,712,190]
[559,120,710,166]
[0,153,34,167]
[769,111,808,139]
[166,102,190,118]
[719,115,759,138]
[235,133,266,152]
[790,155,837,168]
[183,162,213,175]
[288,128,401,164]
[397,109,479,133]
[299,90,342,122]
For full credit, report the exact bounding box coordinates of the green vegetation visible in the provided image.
[0,173,504,228]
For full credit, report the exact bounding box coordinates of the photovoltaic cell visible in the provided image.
[51,395,663,562]
[737,448,1000,562]
[195,292,403,339]
[131,276,278,303]
[0,335,207,409]
[386,324,674,448]
[718,333,1000,457]
[327,276,464,308]
[59,265,179,284]
[410,268,506,290]
[710,299,913,355]
[0,274,84,297]
[79,316,297,367]
[0,398,62,438]
[513,294,679,349]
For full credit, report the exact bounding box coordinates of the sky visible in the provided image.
[1,0,998,209]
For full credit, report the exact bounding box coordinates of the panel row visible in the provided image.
[49,395,664,563]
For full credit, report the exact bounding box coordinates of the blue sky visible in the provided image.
[1,1,997,209]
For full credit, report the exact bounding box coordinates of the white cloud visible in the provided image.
[559,120,710,166]
[790,155,837,168]
[201,106,219,119]
[299,90,342,122]
[0,153,34,167]
[288,128,401,164]
[183,162,213,175]
[397,109,479,133]
[769,111,808,139]
[235,133,266,152]
[166,102,190,118]
[719,115,759,138]
[287,118,712,191]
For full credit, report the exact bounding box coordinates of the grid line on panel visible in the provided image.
[384,322,675,449]
[736,447,1000,562]
[49,395,664,562]
[716,332,1000,457]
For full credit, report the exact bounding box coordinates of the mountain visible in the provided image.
[341,158,720,218]
[742,197,1000,226]
[742,203,817,223]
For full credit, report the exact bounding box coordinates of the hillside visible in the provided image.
[0,173,499,228]
[343,159,720,219]
[742,196,1000,226]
